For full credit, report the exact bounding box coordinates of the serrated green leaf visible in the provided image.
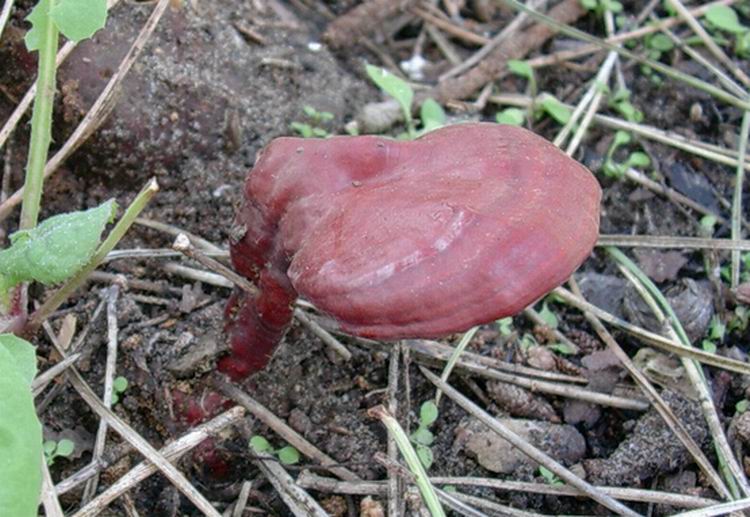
[420,98,445,132]
[0,199,117,295]
[416,444,433,469]
[24,0,51,51]
[705,5,747,34]
[55,438,74,457]
[420,401,439,426]
[0,342,42,516]
[249,435,272,453]
[49,0,108,43]
[277,446,300,465]
[496,108,525,126]
[411,427,435,446]
[365,64,413,117]
[0,334,37,385]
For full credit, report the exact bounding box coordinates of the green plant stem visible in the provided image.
[20,1,59,230]
[27,178,158,330]
[368,405,446,517]
[731,111,750,287]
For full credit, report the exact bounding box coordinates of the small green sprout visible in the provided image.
[111,376,128,405]
[496,108,526,126]
[249,435,301,465]
[519,333,539,351]
[290,105,334,138]
[497,317,514,336]
[419,98,446,133]
[538,301,558,329]
[602,130,651,178]
[539,465,564,486]
[580,0,623,16]
[537,94,572,125]
[608,88,643,123]
[410,401,439,469]
[366,64,416,138]
[736,399,749,415]
[43,438,75,466]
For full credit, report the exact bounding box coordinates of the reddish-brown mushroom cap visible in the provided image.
[223,122,600,379]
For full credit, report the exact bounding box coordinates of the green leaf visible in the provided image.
[290,122,313,138]
[420,98,445,132]
[496,108,525,126]
[0,199,117,296]
[411,427,435,446]
[0,334,37,385]
[538,302,558,329]
[548,343,575,355]
[540,95,571,124]
[420,401,439,427]
[701,339,717,354]
[626,151,650,168]
[580,0,597,10]
[507,59,533,80]
[24,0,51,51]
[0,340,42,516]
[49,0,108,43]
[113,376,128,393]
[55,438,74,458]
[277,446,300,465]
[365,65,414,118]
[497,317,513,336]
[249,435,272,453]
[647,33,674,52]
[416,444,433,469]
[705,5,747,34]
[700,214,718,231]
[736,399,749,414]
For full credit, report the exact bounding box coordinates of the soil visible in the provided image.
[2,0,750,515]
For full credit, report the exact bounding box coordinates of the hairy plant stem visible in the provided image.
[20,0,59,230]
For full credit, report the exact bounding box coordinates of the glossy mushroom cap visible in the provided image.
[227,122,600,358]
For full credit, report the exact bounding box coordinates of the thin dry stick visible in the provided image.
[32,351,82,397]
[553,287,750,375]
[231,481,253,517]
[172,234,257,295]
[731,112,750,287]
[672,497,750,517]
[136,217,224,253]
[406,340,648,410]
[293,308,351,361]
[0,0,170,224]
[596,234,750,251]
[387,346,404,517]
[0,0,14,41]
[296,471,719,509]
[568,277,731,499]
[254,453,329,517]
[40,458,65,517]
[82,285,120,502]
[163,262,233,288]
[419,367,642,517]
[44,328,222,517]
[70,407,245,517]
[212,375,360,482]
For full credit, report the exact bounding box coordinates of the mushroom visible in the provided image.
[222,122,601,381]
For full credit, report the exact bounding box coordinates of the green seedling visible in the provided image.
[519,332,539,352]
[410,400,439,469]
[639,31,674,82]
[495,108,526,126]
[365,65,446,138]
[366,64,416,138]
[497,317,514,336]
[580,0,622,18]
[290,105,334,138]
[539,465,565,486]
[536,94,572,125]
[249,435,301,465]
[608,87,643,123]
[736,399,749,415]
[703,5,750,58]
[701,316,726,355]
[602,130,651,178]
[43,438,75,466]
[111,376,128,405]
[729,306,750,333]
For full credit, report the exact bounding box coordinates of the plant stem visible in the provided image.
[368,405,446,517]
[20,0,59,230]
[27,178,159,330]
